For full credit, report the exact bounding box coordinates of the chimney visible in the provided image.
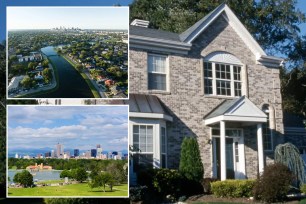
[131,19,149,28]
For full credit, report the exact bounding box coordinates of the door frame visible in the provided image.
[211,128,246,179]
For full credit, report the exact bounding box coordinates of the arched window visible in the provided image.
[262,104,273,151]
[203,51,243,97]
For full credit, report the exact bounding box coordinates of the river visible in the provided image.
[8,170,62,184]
[36,46,94,98]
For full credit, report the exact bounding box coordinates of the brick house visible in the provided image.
[130,3,284,183]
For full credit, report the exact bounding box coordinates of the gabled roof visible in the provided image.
[130,3,283,67]
[204,96,267,125]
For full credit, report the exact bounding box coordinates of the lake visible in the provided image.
[8,170,62,183]
[37,46,94,98]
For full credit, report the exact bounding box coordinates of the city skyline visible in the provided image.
[8,106,128,153]
[7,7,129,30]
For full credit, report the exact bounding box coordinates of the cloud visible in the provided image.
[109,137,128,144]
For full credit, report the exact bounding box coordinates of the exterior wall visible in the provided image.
[129,15,283,178]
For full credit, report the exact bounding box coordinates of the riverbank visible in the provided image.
[60,53,101,98]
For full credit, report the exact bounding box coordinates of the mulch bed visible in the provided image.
[185,194,304,203]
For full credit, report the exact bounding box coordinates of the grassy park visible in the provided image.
[8,182,128,197]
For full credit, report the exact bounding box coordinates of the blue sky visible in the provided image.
[7,7,128,30]
[8,106,128,151]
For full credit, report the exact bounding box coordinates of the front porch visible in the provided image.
[204,96,267,180]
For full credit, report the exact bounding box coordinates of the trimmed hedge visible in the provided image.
[211,179,255,198]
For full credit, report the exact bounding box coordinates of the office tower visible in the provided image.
[51,150,55,158]
[15,153,18,158]
[45,152,51,158]
[85,150,91,158]
[64,151,70,159]
[91,149,97,158]
[74,149,80,157]
[97,146,102,158]
[56,143,64,158]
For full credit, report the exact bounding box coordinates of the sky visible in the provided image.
[7,7,129,30]
[7,106,128,152]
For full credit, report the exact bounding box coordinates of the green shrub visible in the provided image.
[211,179,255,198]
[179,137,204,182]
[137,168,182,197]
[253,163,294,203]
[202,178,218,194]
[129,185,148,202]
[301,184,306,194]
[152,168,182,197]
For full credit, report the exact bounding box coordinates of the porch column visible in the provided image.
[257,123,264,173]
[220,121,226,180]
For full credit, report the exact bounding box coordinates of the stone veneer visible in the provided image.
[129,14,283,179]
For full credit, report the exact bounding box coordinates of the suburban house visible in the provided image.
[127,3,284,183]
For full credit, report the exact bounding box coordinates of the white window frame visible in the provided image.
[204,61,242,97]
[147,54,169,91]
[161,126,167,168]
[262,106,273,151]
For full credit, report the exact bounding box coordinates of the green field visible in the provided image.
[8,183,128,197]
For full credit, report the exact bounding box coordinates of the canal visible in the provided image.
[37,46,94,98]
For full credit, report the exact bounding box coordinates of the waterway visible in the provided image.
[8,169,62,184]
[36,46,94,98]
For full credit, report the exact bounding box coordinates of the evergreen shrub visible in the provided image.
[211,179,255,198]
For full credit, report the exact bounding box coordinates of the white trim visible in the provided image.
[205,115,266,125]
[130,112,173,122]
[220,121,226,181]
[257,123,264,173]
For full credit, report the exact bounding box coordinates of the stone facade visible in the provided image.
[129,14,283,179]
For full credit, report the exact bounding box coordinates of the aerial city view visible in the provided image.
[7,7,128,98]
[7,105,128,197]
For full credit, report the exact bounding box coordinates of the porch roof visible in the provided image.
[204,96,267,125]
[114,94,173,122]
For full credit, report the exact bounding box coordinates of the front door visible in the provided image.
[212,129,246,179]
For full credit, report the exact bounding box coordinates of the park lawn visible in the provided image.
[36,180,63,184]
[8,183,128,197]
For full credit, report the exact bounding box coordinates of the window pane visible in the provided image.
[161,154,166,168]
[133,154,153,173]
[217,80,231,96]
[133,125,139,134]
[204,79,213,94]
[234,82,241,96]
[233,66,241,81]
[148,73,167,90]
[204,62,212,77]
[149,55,166,73]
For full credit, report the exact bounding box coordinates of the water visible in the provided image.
[8,170,62,184]
[37,46,94,98]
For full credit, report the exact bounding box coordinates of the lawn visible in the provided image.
[8,183,128,197]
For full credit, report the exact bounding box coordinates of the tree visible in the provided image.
[73,168,88,183]
[76,64,83,71]
[28,62,37,70]
[13,170,33,187]
[274,143,306,186]
[179,137,204,181]
[89,172,113,192]
[60,169,72,179]
[42,59,49,68]
[21,76,32,88]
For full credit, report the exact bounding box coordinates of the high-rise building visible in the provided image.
[51,150,55,158]
[64,151,70,159]
[56,143,64,158]
[74,149,80,157]
[91,149,97,158]
[15,153,19,158]
[45,152,51,158]
[96,145,103,158]
[85,150,91,158]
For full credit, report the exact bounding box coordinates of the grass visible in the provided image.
[61,54,100,98]
[8,183,128,197]
[36,180,63,184]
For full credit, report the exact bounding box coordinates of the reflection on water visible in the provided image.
[37,46,94,98]
[8,170,62,183]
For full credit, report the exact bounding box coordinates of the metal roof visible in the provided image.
[111,94,170,115]
[204,96,244,119]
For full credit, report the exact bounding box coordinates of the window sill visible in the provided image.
[148,90,171,95]
[204,95,239,99]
